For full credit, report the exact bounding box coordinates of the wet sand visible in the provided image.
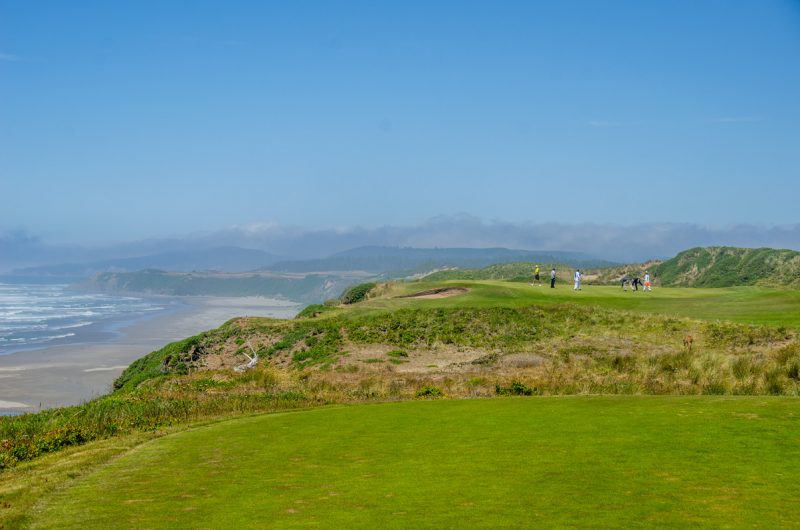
[0,297,299,413]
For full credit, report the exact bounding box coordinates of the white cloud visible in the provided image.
[198,217,800,263]
[6,217,800,269]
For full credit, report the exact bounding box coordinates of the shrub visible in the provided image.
[415,386,443,398]
[295,304,334,319]
[763,368,787,395]
[702,378,729,395]
[496,381,536,396]
[341,282,377,305]
[787,359,800,381]
[731,356,757,379]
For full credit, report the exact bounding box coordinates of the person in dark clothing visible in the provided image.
[631,277,640,291]
[621,277,630,290]
[550,268,557,288]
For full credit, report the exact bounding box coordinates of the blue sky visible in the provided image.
[1,1,799,243]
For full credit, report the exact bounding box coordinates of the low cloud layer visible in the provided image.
[207,216,800,263]
[4,216,800,271]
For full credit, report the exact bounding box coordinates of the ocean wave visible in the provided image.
[51,321,93,331]
[0,283,166,352]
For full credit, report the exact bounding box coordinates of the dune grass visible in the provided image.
[30,397,800,529]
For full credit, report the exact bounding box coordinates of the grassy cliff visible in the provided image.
[4,279,800,526]
[5,280,800,472]
[653,246,800,288]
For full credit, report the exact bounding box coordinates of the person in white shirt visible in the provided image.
[644,271,652,292]
[573,269,581,291]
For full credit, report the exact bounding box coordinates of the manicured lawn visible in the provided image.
[32,397,800,528]
[361,281,800,328]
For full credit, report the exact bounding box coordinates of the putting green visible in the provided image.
[32,397,800,528]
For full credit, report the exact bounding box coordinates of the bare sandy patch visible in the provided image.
[399,287,469,299]
[330,343,492,374]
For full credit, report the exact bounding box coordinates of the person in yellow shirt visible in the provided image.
[532,264,541,286]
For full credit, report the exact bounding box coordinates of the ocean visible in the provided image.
[0,281,168,355]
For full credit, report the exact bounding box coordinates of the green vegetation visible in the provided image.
[294,303,338,319]
[340,282,377,304]
[415,385,443,398]
[653,246,800,288]
[0,368,319,470]
[29,398,800,528]
[5,280,800,472]
[365,280,800,327]
[429,246,800,290]
[495,380,537,395]
[6,269,800,527]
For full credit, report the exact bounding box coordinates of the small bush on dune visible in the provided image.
[341,283,377,305]
[415,386,443,398]
[495,381,537,396]
[599,353,636,373]
[655,350,692,374]
[702,377,729,395]
[786,360,800,381]
[763,368,787,395]
[237,367,281,389]
[731,355,758,380]
[295,304,333,319]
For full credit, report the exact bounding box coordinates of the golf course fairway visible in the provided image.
[32,397,800,528]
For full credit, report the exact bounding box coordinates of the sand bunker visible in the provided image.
[400,287,469,299]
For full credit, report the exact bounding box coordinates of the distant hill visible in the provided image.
[652,247,800,288]
[11,247,280,277]
[82,269,370,304]
[269,246,615,276]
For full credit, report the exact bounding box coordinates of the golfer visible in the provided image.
[573,269,582,291]
[533,264,541,286]
[550,267,557,288]
[644,271,652,292]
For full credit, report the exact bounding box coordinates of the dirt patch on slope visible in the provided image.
[399,287,469,299]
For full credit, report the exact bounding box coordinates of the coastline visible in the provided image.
[0,296,299,414]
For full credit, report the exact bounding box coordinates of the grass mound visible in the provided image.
[653,246,800,288]
[30,397,800,529]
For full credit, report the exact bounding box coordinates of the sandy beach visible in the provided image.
[0,297,299,413]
